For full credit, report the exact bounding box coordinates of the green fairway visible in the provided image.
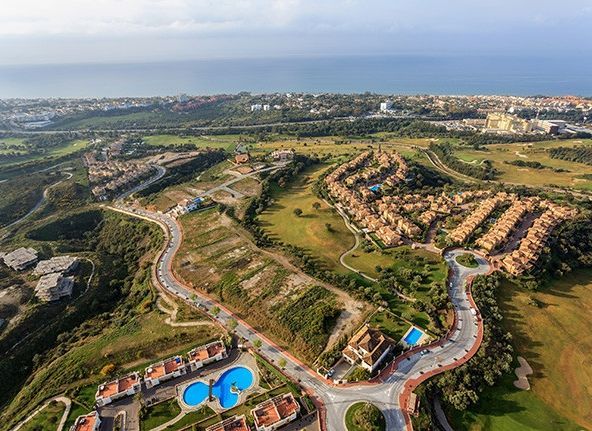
[0,138,89,168]
[144,134,238,151]
[452,139,592,190]
[449,373,581,431]
[258,164,356,271]
[450,269,592,431]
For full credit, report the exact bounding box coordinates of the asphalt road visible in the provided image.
[109,168,492,431]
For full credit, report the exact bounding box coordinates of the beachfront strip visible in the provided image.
[95,340,227,405]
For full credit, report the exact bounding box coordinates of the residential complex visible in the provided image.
[187,340,227,371]
[448,194,506,244]
[206,415,250,431]
[342,325,393,373]
[1,247,38,271]
[95,372,141,407]
[144,355,188,389]
[252,393,301,431]
[70,411,101,431]
[501,203,577,276]
[83,152,156,201]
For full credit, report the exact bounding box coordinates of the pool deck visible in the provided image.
[176,352,260,413]
[400,326,431,348]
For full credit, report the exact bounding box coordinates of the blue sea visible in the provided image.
[1,55,591,98]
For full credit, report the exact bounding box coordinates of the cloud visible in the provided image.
[0,0,590,64]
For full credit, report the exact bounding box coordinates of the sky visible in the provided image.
[0,0,591,65]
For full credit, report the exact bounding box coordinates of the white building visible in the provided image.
[2,247,38,271]
[380,101,393,112]
[251,104,263,112]
[70,411,101,431]
[95,372,141,407]
[34,256,79,276]
[144,356,187,389]
[187,340,227,371]
[35,273,74,302]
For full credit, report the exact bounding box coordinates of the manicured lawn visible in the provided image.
[455,253,478,268]
[345,402,386,431]
[144,134,238,151]
[450,270,592,430]
[258,164,355,271]
[452,139,592,190]
[140,399,182,430]
[344,246,448,301]
[448,373,581,431]
[369,310,410,341]
[0,138,89,168]
[20,400,66,431]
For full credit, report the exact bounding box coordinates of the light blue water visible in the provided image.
[182,366,254,409]
[1,55,591,98]
[369,184,382,192]
[404,327,423,345]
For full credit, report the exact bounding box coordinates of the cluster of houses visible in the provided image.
[204,392,300,431]
[0,249,79,302]
[501,202,577,276]
[447,193,508,244]
[475,198,535,253]
[446,192,576,275]
[83,153,155,200]
[95,340,227,406]
[325,150,415,247]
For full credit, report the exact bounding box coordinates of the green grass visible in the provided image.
[450,270,592,431]
[144,134,238,151]
[448,373,581,431]
[455,253,478,268]
[140,399,182,430]
[345,402,386,431]
[258,164,355,271]
[452,139,592,190]
[369,310,411,342]
[0,138,89,168]
[19,400,66,431]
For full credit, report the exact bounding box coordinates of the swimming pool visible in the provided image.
[182,366,254,409]
[403,327,423,346]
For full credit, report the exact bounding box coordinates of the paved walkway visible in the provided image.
[10,396,71,431]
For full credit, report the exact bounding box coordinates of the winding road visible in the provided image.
[1,171,73,232]
[110,175,491,431]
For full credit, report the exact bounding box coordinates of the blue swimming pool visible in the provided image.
[182,366,254,409]
[403,327,423,345]
[369,184,382,192]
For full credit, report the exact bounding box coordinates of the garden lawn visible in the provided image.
[140,399,182,431]
[345,402,386,431]
[258,164,355,271]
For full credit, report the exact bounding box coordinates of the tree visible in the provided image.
[253,339,262,349]
[227,318,238,332]
[293,208,303,217]
[325,223,333,232]
[100,363,116,376]
[312,202,321,211]
[211,306,220,317]
[278,358,287,369]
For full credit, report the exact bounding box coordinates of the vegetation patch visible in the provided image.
[455,253,478,268]
[345,402,386,431]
